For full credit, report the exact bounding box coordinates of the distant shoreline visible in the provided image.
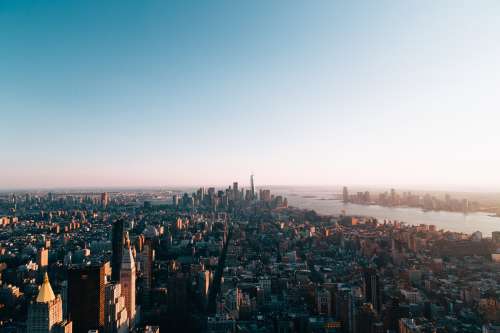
[345,201,499,216]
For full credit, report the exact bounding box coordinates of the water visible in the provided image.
[272,186,500,236]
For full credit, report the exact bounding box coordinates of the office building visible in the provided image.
[101,192,109,208]
[38,248,49,269]
[27,273,66,333]
[120,244,136,327]
[111,220,124,282]
[139,239,153,307]
[233,182,239,201]
[343,186,349,203]
[363,268,382,313]
[104,282,129,333]
[68,264,105,333]
[250,174,255,200]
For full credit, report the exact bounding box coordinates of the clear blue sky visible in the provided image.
[1,1,499,189]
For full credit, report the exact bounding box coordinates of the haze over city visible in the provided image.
[2,0,500,189]
[3,2,500,333]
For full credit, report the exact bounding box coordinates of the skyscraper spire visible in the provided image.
[36,272,56,303]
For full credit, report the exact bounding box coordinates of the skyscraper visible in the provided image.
[68,264,105,333]
[250,174,255,200]
[101,192,109,208]
[111,220,124,282]
[363,268,382,313]
[167,272,190,331]
[233,182,239,201]
[120,244,136,327]
[139,239,153,308]
[27,273,65,333]
[343,186,349,203]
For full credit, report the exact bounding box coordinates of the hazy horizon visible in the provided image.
[2,1,500,189]
[3,183,500,194]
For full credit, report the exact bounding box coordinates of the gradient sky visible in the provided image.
[1,1,500,189]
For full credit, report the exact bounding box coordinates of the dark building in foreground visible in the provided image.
[363,268,382,313]
[112,219,124,282]
[68,264,105,333]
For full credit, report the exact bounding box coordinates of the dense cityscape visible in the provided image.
[3,2,500,333]
[0,178,499,333]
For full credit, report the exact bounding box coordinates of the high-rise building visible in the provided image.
[60,281,68,319]
[259,189,271,202]
[316,288,332,316]
[198,270,210,303]
[172,194,179,207]
[167,272,189,331]
[336,286,355,333]
[363,268,382,313]
[197,187,205,202]
[390,188,397,206]
[244,190,252,202]
[139,239,153,307]
[233,182,239,201]
[67,264,105,333]
[357,303,381,333]
[38,248,49,269]
[250,174,255,200]
[492,231,500,244]
[104,282,129,333]
[342,186,349,203]
[101,192,109,208]
[111,220,124,282]
[27,273,66,333]
[120,244,136,327]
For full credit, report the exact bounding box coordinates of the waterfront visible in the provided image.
[273,186,500,236]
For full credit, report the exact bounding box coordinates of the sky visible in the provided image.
[1,0,500,190]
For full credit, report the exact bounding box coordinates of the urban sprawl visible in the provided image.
[0,178,500,333]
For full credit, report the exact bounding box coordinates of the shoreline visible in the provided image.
[341,201,496,215]
[284,198,500,237]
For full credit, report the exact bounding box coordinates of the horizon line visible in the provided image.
[2,183,500,193]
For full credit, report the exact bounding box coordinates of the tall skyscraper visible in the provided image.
[120,244,136,327]
[172,194,179,207]
[27,273,65,333]
[233,182,239,201]
[363,268,382,313]
[250,174,255,200]
[139,239,153,308]
[259,189,271,202]
[68,264,105,333]
[111,220,124,282]
[167,272,190,331]
[342,186,349,203]
[101,192,109,208]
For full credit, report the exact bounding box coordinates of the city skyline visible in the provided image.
[3,2,500,331]
[2,1,500,189]
[4,182,500,333]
